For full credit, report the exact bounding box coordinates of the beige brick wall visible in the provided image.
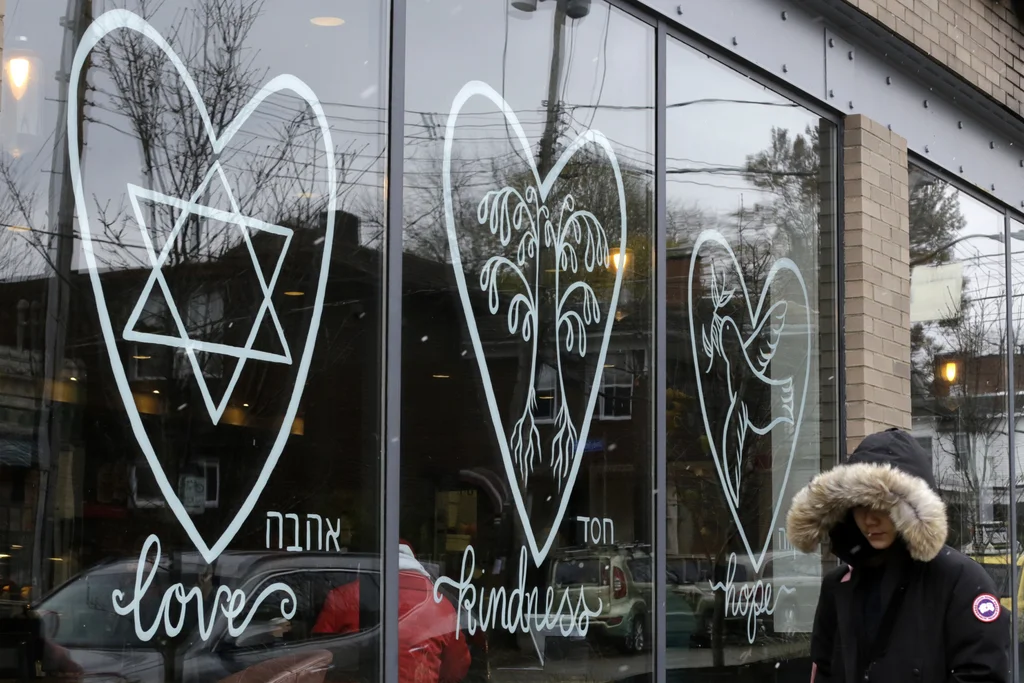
[845,0,1024,116]
[844,114,912,453]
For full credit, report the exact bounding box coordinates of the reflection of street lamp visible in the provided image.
[5,56,31,101]
[944,361,958,383]
[511,0,591,18]
[611,247,633,272]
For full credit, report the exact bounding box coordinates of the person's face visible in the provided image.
[852,506,897,550]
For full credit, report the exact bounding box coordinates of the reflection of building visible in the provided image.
[0,211,386,592]
[912,352,1021,552]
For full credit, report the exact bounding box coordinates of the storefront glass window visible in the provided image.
[0,1,388,680]
[908,165,1013,657]
[663,37,839,677]
[401,0,655,679]
[1009,215,1024,664]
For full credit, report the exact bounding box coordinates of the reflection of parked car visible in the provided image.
[630,556,701,648]
[24,551,486,683]
[762,551,827,634]
[668,553,756,646]
[548,546,649,653]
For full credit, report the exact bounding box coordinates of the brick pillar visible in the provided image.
[843,114,911,454]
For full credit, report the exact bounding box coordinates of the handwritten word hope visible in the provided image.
[434,545,602,638]
[709,552,795,643]
[112,534,297,642]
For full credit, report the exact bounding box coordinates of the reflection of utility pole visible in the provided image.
[507,0,568,427]
[503,0,569,593]
[31,0,90,598]
[537,0,567,177]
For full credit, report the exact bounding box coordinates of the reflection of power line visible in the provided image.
[911,230,1024,267]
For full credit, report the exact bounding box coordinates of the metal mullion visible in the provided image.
[382,0,406,681]
[1005,209,1019,678]
[835,122,846,460]
[654,17,668,683]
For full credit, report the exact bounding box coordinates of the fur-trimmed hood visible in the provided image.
[786,429,948,563]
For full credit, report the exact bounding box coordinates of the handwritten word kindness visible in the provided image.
[112,534,297,642]
[434,545,602,638]
[709,552,795,643]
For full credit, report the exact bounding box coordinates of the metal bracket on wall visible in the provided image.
[649,0,1024,210]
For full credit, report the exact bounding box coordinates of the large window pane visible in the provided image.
[664,37,839,678]
[0,2,386,681]
[401,1,655,680]
[909,166,1012,662]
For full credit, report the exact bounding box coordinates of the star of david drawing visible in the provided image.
[122,160,294,425]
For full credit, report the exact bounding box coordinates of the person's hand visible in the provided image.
[269,617,292,639]
[43,640,84,679]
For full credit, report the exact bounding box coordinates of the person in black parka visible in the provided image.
[786,428,1011,683]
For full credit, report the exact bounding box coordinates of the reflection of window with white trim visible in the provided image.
[199,460,220,508]
[174,290,226,379]
[130,459,219,508]
[129,461,165,509]
[535,363,557,423]
[599,352,635,420]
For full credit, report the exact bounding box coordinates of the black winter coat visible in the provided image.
[786,429,1011,683]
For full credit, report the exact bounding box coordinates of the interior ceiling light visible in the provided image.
[310,16,345,27]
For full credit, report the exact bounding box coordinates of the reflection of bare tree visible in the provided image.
[90,0,338,269]
[0,156,44,276]
[664,123,832,664]
[743,125,820,259]
[919,292,1011,550]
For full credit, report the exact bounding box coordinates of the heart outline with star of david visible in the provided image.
[687,229,811,574]
[443,81,627,568]
[121,163,295,425]
[67,9,336,564]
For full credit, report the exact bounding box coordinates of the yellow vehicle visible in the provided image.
[970,553,1024,613]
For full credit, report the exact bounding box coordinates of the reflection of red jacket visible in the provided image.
[311,570,470,683]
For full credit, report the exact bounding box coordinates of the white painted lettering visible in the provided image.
[433,545,602,639]
[709,552,795,643]
[113,534,297,642]
[265,511,341,552]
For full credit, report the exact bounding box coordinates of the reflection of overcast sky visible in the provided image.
[666,39,821,217]
[404,0,654,175]
[1,0,387,278]
[3,0,835,277]
[918,184,1006,355]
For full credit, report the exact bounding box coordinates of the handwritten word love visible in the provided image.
[112,534,297,642]
[434,545,602,638]
[709,552,795,643]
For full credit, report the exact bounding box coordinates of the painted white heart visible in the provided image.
[443,81,627,568]
[687,230,810,574]
[67,10,336,564]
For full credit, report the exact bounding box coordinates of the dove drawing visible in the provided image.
[688,229,811,573]
[700,264,796,507]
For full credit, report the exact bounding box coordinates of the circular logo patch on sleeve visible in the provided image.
[973,594,1001,622]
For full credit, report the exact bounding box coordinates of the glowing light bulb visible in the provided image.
[611,248,632,272]
[7,57,30,101]
[943,361,957,383]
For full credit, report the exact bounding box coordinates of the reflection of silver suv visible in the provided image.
[547,546,649,653]
[23,551,487,682]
